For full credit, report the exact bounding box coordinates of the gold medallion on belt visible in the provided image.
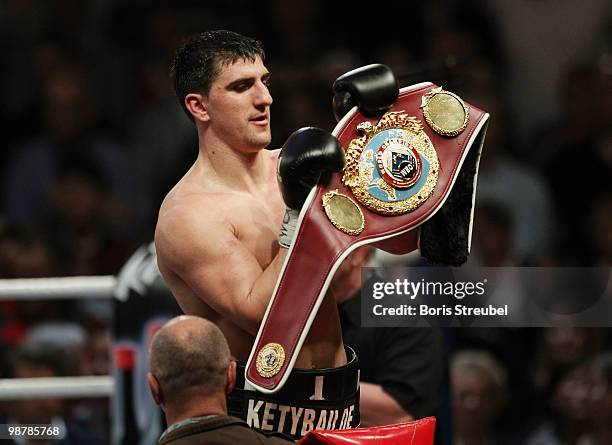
[322,190,365,236]
[337,112,439,217]
[256,342,285,378]
[420,87,469,137]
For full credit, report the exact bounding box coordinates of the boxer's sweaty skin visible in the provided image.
[155,57,345,368]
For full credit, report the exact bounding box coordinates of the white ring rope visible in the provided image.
[0,275,119,399]
[0,376,114,400]
[0,265,152,399]
[0,276,117,300]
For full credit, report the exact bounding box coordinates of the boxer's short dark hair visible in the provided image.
[171,30,265,119]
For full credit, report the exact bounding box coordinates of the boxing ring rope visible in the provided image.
[0,275,118,400]
[0,376,114,400]
[0,276,117,300]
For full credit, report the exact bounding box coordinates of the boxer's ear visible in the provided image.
[185,93,210,123]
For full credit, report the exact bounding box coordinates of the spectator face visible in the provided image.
[43,67,94,139]
[452,367,502,434]
[551,365,590,422]
[543,327,588,366]
[587,365,612,425]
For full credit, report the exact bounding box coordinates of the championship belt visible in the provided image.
[246,82,489,393]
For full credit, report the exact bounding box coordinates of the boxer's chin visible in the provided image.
[247,130,272,150]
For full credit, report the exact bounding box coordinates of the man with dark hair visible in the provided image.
[155,30,358,439]
[147,315,293,444]
[157,27,346,370]
[171,30,266,119]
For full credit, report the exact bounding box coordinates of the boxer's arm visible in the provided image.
[359,382,414,427]
[157,208,286,336]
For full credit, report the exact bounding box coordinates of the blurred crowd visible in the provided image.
[0,0,611,444]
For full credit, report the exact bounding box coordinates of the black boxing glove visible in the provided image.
[332,64,399,122]
[277,127,345,248]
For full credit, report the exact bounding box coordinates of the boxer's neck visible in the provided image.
[197,139,271,192]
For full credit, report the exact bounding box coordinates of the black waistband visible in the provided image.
[228,346,360,439]
[234,345,359,401]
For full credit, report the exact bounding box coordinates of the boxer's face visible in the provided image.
[204,55,273,152]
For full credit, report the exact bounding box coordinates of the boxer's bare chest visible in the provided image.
[222,187,285,267]
[190,186,286,359]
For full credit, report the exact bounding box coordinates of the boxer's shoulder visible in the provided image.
[158,173,251,222]
[156,186,232,257]
[155,178,272,269]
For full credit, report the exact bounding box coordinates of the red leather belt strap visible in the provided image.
[246,82,489,393]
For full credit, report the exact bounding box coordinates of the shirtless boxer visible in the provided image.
[155,31,381,438]
[155,30,345,369]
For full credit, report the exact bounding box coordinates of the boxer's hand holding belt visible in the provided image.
[277,128,345,249]
[278,64,398,248]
